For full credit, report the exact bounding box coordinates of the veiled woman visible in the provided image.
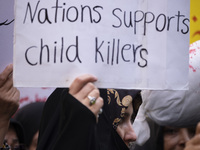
[36,74,142,150]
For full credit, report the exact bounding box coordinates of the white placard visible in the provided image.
[14,0,190,89]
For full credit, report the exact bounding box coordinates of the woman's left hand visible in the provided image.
[69,74,104,120]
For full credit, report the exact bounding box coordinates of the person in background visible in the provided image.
[0,64,20,149]
[14,102,45,150]
[4,118,25,150]
[134,118,196,150]
[163,126,195,150]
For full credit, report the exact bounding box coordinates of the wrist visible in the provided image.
[0,120,10,147]
[0,114,11,124]
[0,119,10,130]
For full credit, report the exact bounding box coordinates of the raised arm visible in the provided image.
[0,64,20,147]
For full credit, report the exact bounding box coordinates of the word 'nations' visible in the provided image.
[25,36,148,67]
[23,0,189,35]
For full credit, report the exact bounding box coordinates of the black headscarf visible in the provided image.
[9,118,25,145]
[107,89,141,129]
[97,89,141,150]
[14,102,45,148]
[36,88,141,150]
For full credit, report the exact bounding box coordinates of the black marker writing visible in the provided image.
[23,0,103,24]
[95,37,148,67]
[112,8,189,35]
[25,36,82,66]
[0,19,14,26]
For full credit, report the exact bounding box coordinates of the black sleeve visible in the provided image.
[37,88,97,150]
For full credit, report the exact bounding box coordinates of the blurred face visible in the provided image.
[164,127,195,150]
[28,131,39,150]
[4,127,20,149]
[116,103,137,148]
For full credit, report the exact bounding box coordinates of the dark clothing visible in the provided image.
[37,88,97,150]
[9,118,25,145]
[97,89,129,150]
[14,102,45,147]
[37,88,141,150]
